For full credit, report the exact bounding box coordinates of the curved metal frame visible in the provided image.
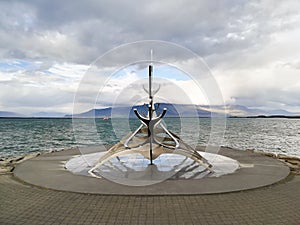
[88,63,213,178]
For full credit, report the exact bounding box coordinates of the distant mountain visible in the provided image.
[0,111,68,118]
[0,111,27,117]
[1,104,295,118]
[68,103,297,118]
[223,105,295,116]
[67,103,217,118]
[70,107,114,118]
[268,109,294,115]
[30,112,67,118]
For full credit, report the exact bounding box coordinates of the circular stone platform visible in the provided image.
[14,146,290,195]
[65,152,239,184]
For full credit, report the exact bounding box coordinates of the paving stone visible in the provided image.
[1,174,300,224]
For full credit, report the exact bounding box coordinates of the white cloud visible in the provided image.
[0,62,89,114]
[1,0,300,114]
[94,70,210,109]
[214,62,300,111]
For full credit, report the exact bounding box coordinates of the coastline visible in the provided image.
[0,147,77,174]
[244,149,300,175]
[1,146,300,175]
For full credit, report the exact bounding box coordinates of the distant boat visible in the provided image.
[102,116,110,120]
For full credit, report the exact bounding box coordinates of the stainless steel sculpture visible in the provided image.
[88,62,213,178]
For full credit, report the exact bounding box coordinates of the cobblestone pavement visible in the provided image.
[0,174,300,225]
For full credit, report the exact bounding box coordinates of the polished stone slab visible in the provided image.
[14,146,290,195]
[65,151,239,185]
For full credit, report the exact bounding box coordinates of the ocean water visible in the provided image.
[0,117,300,158]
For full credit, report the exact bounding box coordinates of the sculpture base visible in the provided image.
[14,146,290,195]
[66,151,239,182]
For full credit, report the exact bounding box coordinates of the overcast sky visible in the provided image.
[1,0,300,114]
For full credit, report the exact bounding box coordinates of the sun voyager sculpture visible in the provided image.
[88,61,213,179]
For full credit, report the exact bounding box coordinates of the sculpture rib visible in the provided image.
[88,63,213,178]
[88,124,213,178]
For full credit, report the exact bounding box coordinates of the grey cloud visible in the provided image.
[1,0,290,64]
[227,81,300,112]
[0,81,74,108]
[1,0,300,113]
[282,61,300,70]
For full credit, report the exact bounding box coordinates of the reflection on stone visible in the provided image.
[66,151,239,181]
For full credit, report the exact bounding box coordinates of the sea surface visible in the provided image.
[0,117,300,158]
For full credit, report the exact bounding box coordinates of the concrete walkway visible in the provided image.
[1,174,300,224]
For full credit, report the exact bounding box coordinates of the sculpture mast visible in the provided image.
[148,50,154,164]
